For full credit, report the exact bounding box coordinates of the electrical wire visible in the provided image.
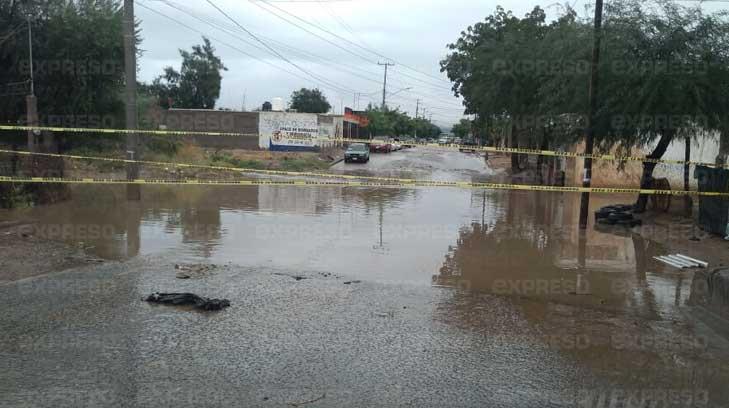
[204,0,358,95]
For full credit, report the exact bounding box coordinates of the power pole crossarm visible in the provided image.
[378,62,395,110]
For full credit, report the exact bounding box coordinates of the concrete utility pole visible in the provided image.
[415,99,420,118]
[124,0,140,200]
[378,62,394,110]
[578,0,604,230]
[26,15,38,152]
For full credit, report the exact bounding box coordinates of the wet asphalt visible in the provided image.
[2,148,729,407]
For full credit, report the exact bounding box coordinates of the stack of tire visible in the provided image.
[595,204,642,228]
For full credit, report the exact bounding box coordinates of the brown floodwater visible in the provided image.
[0,149,710,320]
[2,149,729,406]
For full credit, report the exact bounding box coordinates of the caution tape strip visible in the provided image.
[0,149,418,184]
[1,125,725,169]
[0,176,726,197]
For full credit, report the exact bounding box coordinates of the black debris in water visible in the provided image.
[595,204,642,228]
[344,280,362,285]
[143,292,231,311]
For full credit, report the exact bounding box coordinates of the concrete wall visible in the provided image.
[161,109,259,149]
[159,109,346,152]
[317,115,343,148]
[568,132,720,191]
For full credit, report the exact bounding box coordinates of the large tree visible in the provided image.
[594,0,729,211]
[151,37,227,110]
[289,88,331,113]
[441,6,585,171]
[442,1,729,211]
[0,0,129,142]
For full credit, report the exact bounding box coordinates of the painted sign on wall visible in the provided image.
[259,112,320,151]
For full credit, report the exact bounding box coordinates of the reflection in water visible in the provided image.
[2,177,727,403]
[433,190,693,321]
[0,183,696,319]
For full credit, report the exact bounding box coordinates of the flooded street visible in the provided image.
[2,148,729,407]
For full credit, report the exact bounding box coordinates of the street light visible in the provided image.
[387,87,412,98]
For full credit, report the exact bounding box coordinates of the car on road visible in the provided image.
[438,137,451,145]
[398,137,416,148]
[459,137,479,153]
[344,143,370,163]
[370,141,392,153]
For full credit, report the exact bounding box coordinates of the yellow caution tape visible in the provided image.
[0,175,726,197]
[0,149,417,184]
[1,125,725,169]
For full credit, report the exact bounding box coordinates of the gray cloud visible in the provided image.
[135,0,722,127]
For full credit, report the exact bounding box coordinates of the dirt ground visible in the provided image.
[0,221,100,283]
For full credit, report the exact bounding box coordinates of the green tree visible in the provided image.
[442,1,729,210]
[441,6,571,171]
[289,88,331,113]
[452,119,472,139]
[1,0,130,143]
[365,104,440,138]
[151,37,227,110]
[594,0,729,211]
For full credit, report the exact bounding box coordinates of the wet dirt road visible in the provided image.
[2,148,729,407]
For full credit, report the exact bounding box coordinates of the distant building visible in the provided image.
[159,108,357,152]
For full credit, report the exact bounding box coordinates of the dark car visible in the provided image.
[345,143,370,163]
[459,137,479,153]
[369,142,392,153]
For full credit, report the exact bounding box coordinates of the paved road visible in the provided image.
[1,148,729,407]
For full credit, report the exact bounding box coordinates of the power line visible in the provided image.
[155,0,464,110]
[136,1,356,99]
[139,0,466,118]
[252,0,453,93]
[204,0,358,95]
[248,0,461,100]
[158,0,386,86]
[255,0,454,87]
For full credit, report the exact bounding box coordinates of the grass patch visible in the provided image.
[65,146,126,173]
[209,151,268,170]
[278,157,330,172]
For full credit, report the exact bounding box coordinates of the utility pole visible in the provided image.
[578,0,604,230]
[378,62,394,110]
[123,0,140,200]
[26,15,38,152]
[415,99,420,118]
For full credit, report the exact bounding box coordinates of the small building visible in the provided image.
[158,108,355,152]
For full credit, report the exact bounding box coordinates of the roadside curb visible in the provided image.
[329,158,344,167]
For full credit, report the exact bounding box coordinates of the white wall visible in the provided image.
[647,131,719,189]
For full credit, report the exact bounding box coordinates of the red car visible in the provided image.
[369,142,392,153]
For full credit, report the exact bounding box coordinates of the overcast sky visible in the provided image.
[134,0,721,128]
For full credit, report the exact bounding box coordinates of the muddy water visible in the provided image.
[3,149,729,406]
[1,150,696,319]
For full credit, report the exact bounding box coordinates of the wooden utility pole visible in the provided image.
[378,62,394,110]
[578,0,604,229]
[123,0,140,200]
[684,136,692,216]
[26,15,38,152]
